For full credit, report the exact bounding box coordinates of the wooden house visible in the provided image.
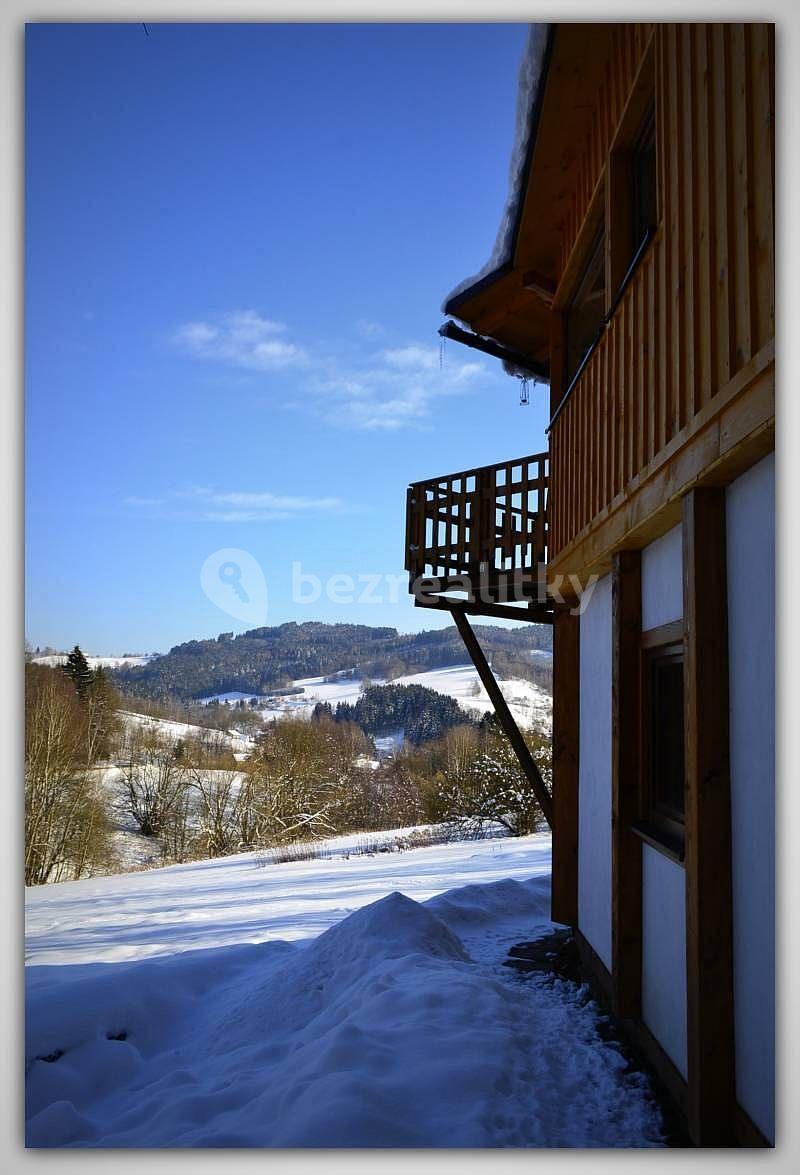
[404,23,774,1146]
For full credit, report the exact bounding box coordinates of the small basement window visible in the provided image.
[565,227,606,387]
[640,641,685,858]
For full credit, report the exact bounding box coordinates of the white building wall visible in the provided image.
[578,573,612,969]
[640,523,688,1076]
[641,846,688,1076]
[726,452,775,1142]
[641,523,683,629]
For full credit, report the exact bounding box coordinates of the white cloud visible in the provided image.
[173,310,307,371]
[202,510,293,523]
[382,344,440,371]
[306,342,486,431]
[208,491,342,511]
[171,311,491,432]
[355,319,385,338]
[125,486,343,523]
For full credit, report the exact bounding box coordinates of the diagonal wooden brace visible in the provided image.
[449,604,553,829]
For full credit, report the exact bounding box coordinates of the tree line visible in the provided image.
[110,620,552,702]
[25,645,552,885]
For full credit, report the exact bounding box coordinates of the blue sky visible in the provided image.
[25,22,550,654]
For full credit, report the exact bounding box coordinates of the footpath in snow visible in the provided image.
[25,834,665,1148]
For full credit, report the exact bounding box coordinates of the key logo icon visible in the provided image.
[218,561,250,603]
[200,548,268,625]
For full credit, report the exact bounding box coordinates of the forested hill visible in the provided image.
[111,621,552,702]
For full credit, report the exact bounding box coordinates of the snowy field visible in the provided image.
[26,834,665,1148]
[32,654,153,669]
[118,710,254,755]
[201,665,552,735]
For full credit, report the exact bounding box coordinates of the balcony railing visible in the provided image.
[405,451,549,598]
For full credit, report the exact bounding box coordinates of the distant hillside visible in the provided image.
[111,621,552,703]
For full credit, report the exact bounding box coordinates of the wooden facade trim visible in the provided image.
[547,347,774,581]
[640,619,684,648]
[682,488,736,1145]
[611,551,643,1019]
[550,608,579,926]
[548,25,774,562]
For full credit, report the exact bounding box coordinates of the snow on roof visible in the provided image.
[443,24,551,313]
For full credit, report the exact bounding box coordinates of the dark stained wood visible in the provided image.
[405,451,549,588]
[450,606,554,829]
[640,618,684,648]
[611,550,643,1019]
[550,608,579,926]
[412,593,553,626]
[682,487,736,1145]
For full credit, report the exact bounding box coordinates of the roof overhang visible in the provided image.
[443,24,616,372]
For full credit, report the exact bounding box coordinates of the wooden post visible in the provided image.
[682,487,736,1145]
[450,605,553,829]
[611,550,643,1019]
[551,607,580,926]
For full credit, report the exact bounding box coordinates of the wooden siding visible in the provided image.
[560,24,654,275]
[549,24,774,562]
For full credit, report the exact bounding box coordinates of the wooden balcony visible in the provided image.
[405,451,550,616]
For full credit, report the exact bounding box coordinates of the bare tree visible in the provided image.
[25,665,112,885]
[118,726,189,837]
[186,763,242,858]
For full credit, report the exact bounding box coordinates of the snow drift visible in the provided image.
[27,870,664,1148]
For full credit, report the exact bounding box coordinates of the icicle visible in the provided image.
[439,332,446,370]
[519,377,530,406]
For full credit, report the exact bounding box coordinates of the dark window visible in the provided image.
[631,106,657,256]
[565,227,606,386]
[638,641,685,858]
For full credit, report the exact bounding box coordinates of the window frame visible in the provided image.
[633,624,686,864]
[564,223,607,389]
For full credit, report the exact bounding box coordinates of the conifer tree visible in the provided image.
[64,645,93,698]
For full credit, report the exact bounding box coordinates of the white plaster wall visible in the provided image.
[578,572,613,969]
[639,524,688,1077]
[641,523,683,630]
[641,845,688,1077]
[726,452,775,1142]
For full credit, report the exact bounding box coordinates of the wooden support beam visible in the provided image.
[414,593,554,626]
[611,549,643,1019]
[550,607,580,926]
[682,487,736,1145]
[450,605,554,829]
[438,321,549,382]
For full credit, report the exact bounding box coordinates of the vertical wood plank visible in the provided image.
[681,24,697,421]
[611,549,643,1019]
[682,487,736,1145]
[551,607,580,927]
[749,23,775,354]
[656,29,669,452]
[668,23,682,435]
[729,23,753,371]
[710,23,732,390]
[694,24,713,409]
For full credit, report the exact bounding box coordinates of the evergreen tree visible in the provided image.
[85,666,120,760]
[64,645,93,699]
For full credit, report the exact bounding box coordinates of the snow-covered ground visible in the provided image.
[118,710,254,754]
[393,664,551,733]
[207,665,552,734]
[25,835,665,1148]
[32,654,155,669]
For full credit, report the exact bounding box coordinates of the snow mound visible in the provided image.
[26,877,664,1148]
[427,874,551,933]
